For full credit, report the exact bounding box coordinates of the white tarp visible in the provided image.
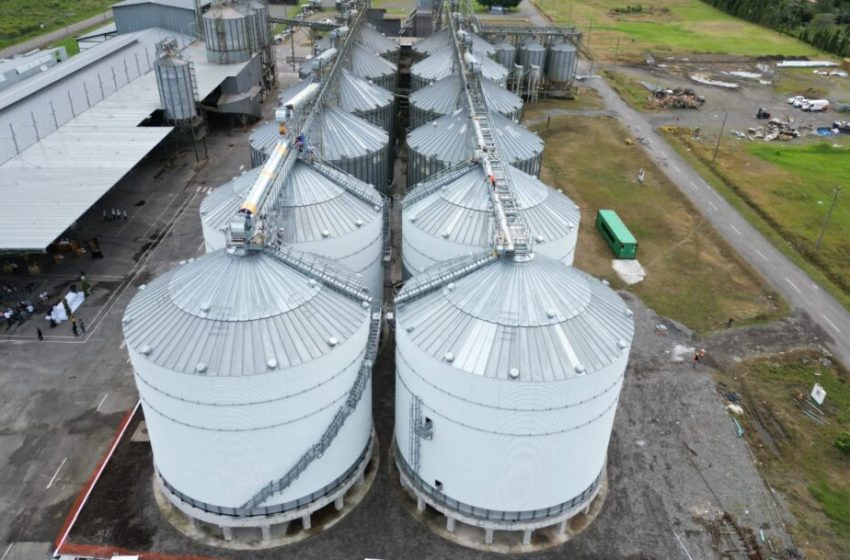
[46,290,85,323]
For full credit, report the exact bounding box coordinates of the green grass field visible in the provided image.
[716,351,850,560]
[0,0,113,51]
[533,0,827,62]
[533,115,786,333]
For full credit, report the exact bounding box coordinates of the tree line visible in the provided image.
[703,0,850,57]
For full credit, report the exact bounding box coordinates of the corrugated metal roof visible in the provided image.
[357,25,400,59]
[407,109,541,165]
[350,44,397,83]
[412,28,495,59]
[0,29,253,251]
[113,0,211,9]
[410,74,521,121]
[337,69,393,113]
[404,164,579,247]
[201,160,382,242]
[396,253,634,381]
[124,247,370,376]
[314,107,388,161]
[411,45,507,86]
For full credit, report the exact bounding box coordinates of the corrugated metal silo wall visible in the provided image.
[330,143,391,192]
[114,5,198,36]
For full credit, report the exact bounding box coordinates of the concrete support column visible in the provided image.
[261,525,271,542]
[446,517,456,533]
[417,496,426,512]
[302,513,312,530]
[522,529,532,545]
[484,528,494,544]
[557,519,567,535]
[186,515,197,530]
[335,495,345,511]
[584,502,591,515]
[222,526,233,541]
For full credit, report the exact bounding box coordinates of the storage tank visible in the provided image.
[402,164,579,276]
[358,24,400,63]
[200,161,385,296]
[124,246,377,537]
[410,46,507,92]
[409,74,522,129]
[203,2,253,64]
[351,44,398,91]
[337,69,395,134]
[492,39,516,70]
[154,48,197,121]
[518,39,547,74]
[248,109,390,189]
[394,252,634,541]
[547,40,578,84]
[407,110,543,186]
[246,0,271,49]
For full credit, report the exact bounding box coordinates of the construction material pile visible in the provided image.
[650,87,705,109]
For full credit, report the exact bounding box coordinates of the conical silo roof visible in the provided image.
[278,162,383,243]
[411,45,507,90]
[408,110,541,169]
[350,44,397,90]
[396,252,634,380]
[249,121,280,165]
[412,28,495,60]
[200,161,382,249]
[338,69,394,115]
[403,164,579,273]
[409,74,522,127]
[123,247,371,377]
[315,106,388,160]
[358,24,400,61]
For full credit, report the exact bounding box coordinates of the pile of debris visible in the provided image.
[746,116,813,141]
[649,87,706,109]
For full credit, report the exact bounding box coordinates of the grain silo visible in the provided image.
[402,164,579,276]
[518,39,547,74]
[357,24,400,63]
[350,44,398,91]
[412,27,495,61]
[407,110,543,186]
[248,108,390,189]
[154,41,197,122]
[199,160,385,297]
[409,74,522,130]
[337,69,395,134]
[393,252,634,545]
[124,245,378,542]
[492,39,517,70]
[203,1,253,64]
[410,45,507,92]
[547,40,578,85]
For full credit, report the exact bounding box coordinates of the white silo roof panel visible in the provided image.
[317,107,388,160]
[338,69,394,113]
[396,254,634,381]
[124,248,370,376]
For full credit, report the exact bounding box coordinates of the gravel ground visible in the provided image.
[65,293,802,560]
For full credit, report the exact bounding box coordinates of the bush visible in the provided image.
[836,432,850,457]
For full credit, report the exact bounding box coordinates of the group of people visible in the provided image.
[103,209,128,221]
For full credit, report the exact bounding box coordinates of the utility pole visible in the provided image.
[712,112,728,163]
[816,187,842,252]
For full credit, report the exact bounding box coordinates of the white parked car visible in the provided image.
[787,95,806,105]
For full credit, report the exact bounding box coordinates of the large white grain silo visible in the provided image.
[393,252,634,545]
[124,246,379,542]
[402,163,579,277]
[199,160,385,297]
[410,45,507,92]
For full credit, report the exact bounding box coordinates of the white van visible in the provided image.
[803,99,830,112]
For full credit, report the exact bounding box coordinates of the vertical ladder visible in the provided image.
[409,396,423,473]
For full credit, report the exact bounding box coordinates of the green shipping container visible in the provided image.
[596,209,638,259]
